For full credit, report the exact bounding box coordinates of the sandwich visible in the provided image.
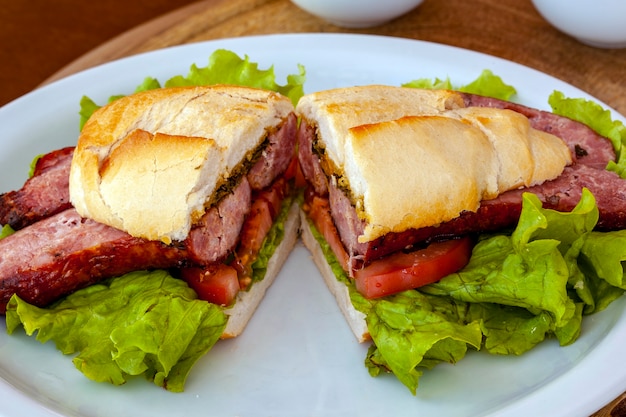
[69,83,302,337]
[2,83,300,333]
[296,84,572,340]
[295,84,626,392]
[0,84,301,389]
[3,61,626,395]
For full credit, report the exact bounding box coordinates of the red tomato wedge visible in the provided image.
[182,177,290,305]
[304,192,350,270]
[232,177,289,288]
[303,189,474,299]
[354,236,474,299]
[181,264,240,306]
[284,155,307,188]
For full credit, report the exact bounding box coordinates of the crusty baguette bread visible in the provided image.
[296,85,465,171]
[453,107,574,189]
[69,85,294,243]
[296,85,572,243]
[299,210,370,343]
[222,202,301,338]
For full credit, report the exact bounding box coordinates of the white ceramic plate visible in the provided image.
[0,33,625,417]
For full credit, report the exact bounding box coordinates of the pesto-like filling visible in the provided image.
[207,135,270,207]
[311,128,366,220]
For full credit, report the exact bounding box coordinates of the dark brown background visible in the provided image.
[0,0,198,106]
[2,0,625,114]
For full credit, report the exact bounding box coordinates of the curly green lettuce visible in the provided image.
[5,48,306,392]
[307,70,626,393]
[403,69,517,101]
[79,48,306,129]
[6,270,227,392]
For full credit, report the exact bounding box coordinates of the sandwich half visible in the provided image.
[295,85,573,341]
[69,84,302,338]
[2,84,300,339]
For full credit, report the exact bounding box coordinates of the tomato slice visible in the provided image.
[304,192,350,270]
[231,197,274,285]
[181,264,240,306]
[354,236,474,299]
[304,190,474,299]
[284,155,307,188]
[259,177,288,219]
[232,177,289,288]
[181,177,291,306]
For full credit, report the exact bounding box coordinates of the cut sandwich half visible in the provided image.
[295,85,574,341]
[71,84,304,338]
[2,84,300,340]
[69,84,301,338]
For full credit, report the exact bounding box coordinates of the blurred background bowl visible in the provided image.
[290,0,424,28]
[531,0,626,48]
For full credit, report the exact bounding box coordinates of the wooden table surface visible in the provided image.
[1,0,626,415]
[2,0,626,113]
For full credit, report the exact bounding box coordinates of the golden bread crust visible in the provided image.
[296,85,465,171]
[69,85,294,242]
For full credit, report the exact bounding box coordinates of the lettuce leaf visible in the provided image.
[424,190,599,342]
[164,49,305,106]
[358,290,482,394]
[79,49,306,129]
[6,270,227,392]
[0,224,15,239]
[28,154,44,178]
[578,230,626,312]
[307,185,626,394]
[402,77,453,90]
[468,303,556,355]
[403,69,517,101]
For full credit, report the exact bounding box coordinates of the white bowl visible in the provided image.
[531,0,626,48]
[290,0,424,28]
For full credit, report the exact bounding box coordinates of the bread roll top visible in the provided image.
[70,85,294,243]
[296,85,465,172]
[296,85,572,243]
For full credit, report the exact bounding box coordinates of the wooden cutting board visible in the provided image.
[44,0,626,415]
